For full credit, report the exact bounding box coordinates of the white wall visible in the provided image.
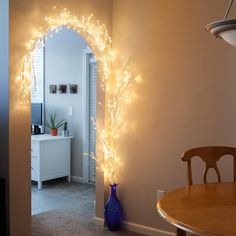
[45,27,88,178]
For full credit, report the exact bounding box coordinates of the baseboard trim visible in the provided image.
[94,217,104,225]
[71,176,86,183]
[94,217,175,236]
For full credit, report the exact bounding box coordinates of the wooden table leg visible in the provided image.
[176,228,186,236]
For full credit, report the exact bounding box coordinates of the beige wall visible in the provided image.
[9,0,112,235]
[112,0,236,232]
[9,0,236,234]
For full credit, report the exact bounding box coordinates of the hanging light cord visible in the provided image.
[224,0,234,20]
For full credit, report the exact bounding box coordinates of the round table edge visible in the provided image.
[157,199,207,236]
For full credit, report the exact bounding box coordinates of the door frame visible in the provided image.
[81,48,94,183]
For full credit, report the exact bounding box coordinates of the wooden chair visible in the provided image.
[181,146,236,186]
[177,146,236,236]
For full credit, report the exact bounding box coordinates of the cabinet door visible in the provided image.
[40,140,70,180]
[31,142,39,157]
[31,141,40,181]
[31,156,39,181]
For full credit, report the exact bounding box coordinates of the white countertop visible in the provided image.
[31,134,73,142]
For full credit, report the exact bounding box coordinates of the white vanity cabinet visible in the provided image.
[31,134,72,189]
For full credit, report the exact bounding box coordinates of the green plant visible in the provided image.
[45,112,66,129]
[63,121,68,131]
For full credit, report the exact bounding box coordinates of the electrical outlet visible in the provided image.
[157,190,165,202]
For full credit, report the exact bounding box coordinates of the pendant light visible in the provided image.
[205,0,236,47]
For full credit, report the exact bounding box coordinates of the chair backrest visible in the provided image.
[181,146,236,185]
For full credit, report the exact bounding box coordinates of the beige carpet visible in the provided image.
[32,181,144,236]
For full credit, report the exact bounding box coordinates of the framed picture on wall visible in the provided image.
[69,84,78,94]
[49,85,57,94]
[58,84,67,94]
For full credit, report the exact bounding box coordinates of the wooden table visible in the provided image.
[157,183,236,236]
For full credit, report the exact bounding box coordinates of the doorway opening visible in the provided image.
[30,27,97,215]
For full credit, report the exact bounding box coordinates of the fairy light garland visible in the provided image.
[17,7,138,184]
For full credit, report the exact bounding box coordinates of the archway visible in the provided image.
[17,8,112,105]
[17,6,136,189]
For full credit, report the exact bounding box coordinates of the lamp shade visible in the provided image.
[205,19,236,47]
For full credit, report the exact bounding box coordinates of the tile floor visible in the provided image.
[32,184,70,215]
[31,179,94,215]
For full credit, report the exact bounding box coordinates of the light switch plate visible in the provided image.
[68,106,73,116]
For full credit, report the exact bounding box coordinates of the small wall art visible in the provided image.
[69,84,78,94]
[49,85,57,94]
[58,84,67,94]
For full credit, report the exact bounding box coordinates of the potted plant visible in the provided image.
[62,121,69,137]
[45,112,66,136]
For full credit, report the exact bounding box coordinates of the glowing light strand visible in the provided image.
[17,8,112,103]
[17,7,137,184]
[102,60,137,183]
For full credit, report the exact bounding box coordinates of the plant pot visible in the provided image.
[104,183,123,231]
[50,128,58,136]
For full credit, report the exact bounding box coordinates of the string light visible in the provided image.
[16,7,138,184]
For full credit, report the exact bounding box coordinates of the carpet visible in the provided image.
[32,180,143,236]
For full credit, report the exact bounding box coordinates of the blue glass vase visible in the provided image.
[104,183,123,231]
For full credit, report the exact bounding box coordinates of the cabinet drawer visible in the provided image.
[31,157,39,180]
[31,142,39,157]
